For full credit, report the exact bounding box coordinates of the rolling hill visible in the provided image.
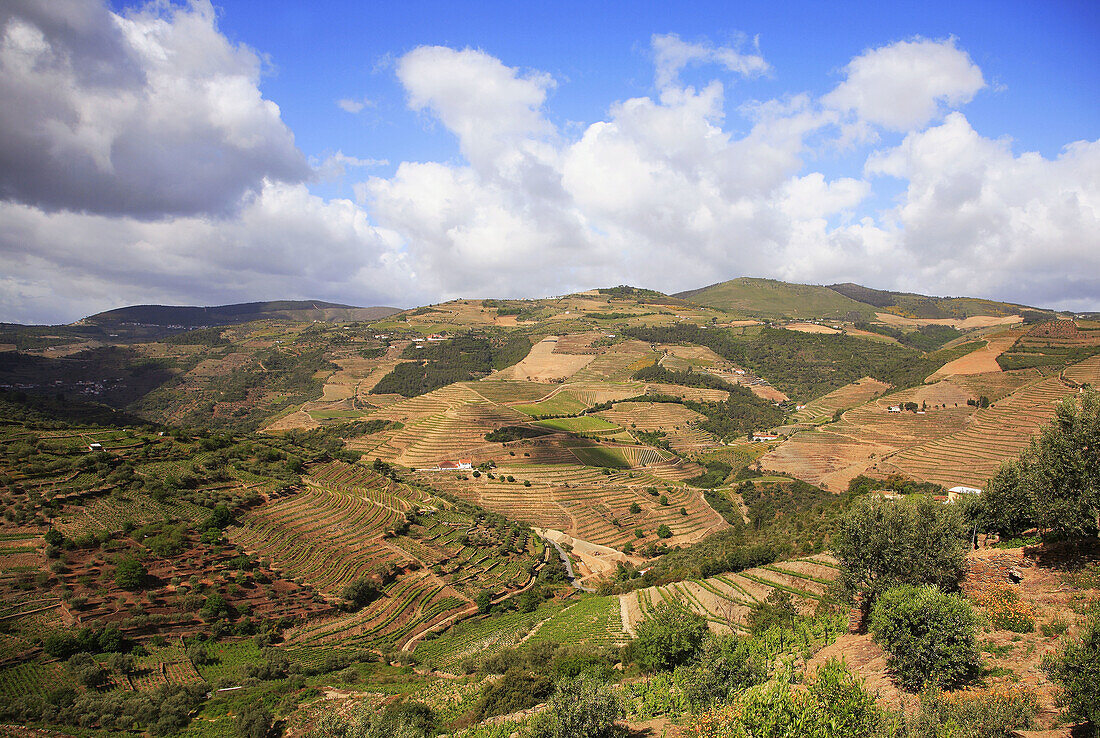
[675,277,875,319]
[82,299,401,329]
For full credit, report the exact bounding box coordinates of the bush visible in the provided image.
[528,675,624,738]
[341,577,381,611]
[114,557,148,590]
[1043,617,1100,730]
[834,495,966,601]
[678,634,767,709]
[907,685,1038,738]
[236,704,273,738]
[630,603,708,672]
[746,589,797,636]
[474,667,553,720]
[870,585,980,691]
[691,659,886,737]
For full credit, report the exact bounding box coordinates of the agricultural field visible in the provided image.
[761,380,979,491]
[790,377,892,425]
[884,354,1100,487]
[620,554,839,634]
[0,279,1088,736]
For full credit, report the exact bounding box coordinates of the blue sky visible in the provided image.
[1,0,1098,322]
[211,0,1098,186]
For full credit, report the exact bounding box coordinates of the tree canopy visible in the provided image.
[981,389,1100,538]
[833,494,967,600]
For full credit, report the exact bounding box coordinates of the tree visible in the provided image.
[982,389,1100,538]
[114,557,147,590]
[476,588,493,614]
[528,675,623,738]
[746,589,797,635]
[656,524,672,539]
[631,603,708,672]
[834,495,966,601]
[629,502,641,514]
[341,577,381,611]
[870,585,980,691]
[1043,616,1100,730]
[235,705,272,738]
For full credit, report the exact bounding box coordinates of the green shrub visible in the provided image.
[906,685,1038,738]
[1043,617,1100,730]
[629,603,707,672]
[746,589,797,636]
[870,585,980,691]
[475,668,553,720]
[527,675,623,738]
[114,556,148,590]
[678,634,767,709]
[691,659,887,737]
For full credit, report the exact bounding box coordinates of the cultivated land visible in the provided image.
[3,280,1096,736]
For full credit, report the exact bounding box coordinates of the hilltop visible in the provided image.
[0,279,1097,736]
[674,276,1057,322]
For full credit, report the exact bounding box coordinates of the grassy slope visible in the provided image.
[675,278,874,319]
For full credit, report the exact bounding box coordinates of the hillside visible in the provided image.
[83,300,401,330]
[0,283,1096,737]
[827,282,1052,320]
[675,277,875,319]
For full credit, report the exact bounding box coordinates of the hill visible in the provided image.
[675,277,875,319]
[82,300,401,330]
[826,282,1052,321]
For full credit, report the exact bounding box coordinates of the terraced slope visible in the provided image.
[885,355,1100,487]
[620,554,839,635]
[790,377,891,424]
[417,463,724,550]
[761,381,976,491]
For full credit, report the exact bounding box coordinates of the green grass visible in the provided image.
[534,416,621,433]
[676,277,874,319]
[513,392,589,417]
[526,595,628,647]
[565,445,630,468]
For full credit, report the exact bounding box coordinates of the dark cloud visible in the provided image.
[0,0,309,219]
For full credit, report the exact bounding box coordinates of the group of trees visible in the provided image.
[979,389,1099,539]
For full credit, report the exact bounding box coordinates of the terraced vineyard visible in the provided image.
[620,555,839,635]
[885,355,1100,487]
[228,487,408,594]
[790,377,891,424]
[283,572,469,651]
[421,462,725,550]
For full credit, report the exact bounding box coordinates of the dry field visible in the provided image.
[884,355,1100,487]
[875,312,1023,329]
[925,331,1022,380]
[597,402,722,454]
[492,336,597,381]
[761,381,977,491]
[620,554,838,635]
[657,343,727,367]
[784,322,841,334]
[791,377,892,425]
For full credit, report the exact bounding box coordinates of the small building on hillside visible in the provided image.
[87,442,104,452]
[871,490,903,501]
[887,406,902,413]
[947,485,983,502]
[752,433,779,442]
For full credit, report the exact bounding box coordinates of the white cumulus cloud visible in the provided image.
[823,37,985,131]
